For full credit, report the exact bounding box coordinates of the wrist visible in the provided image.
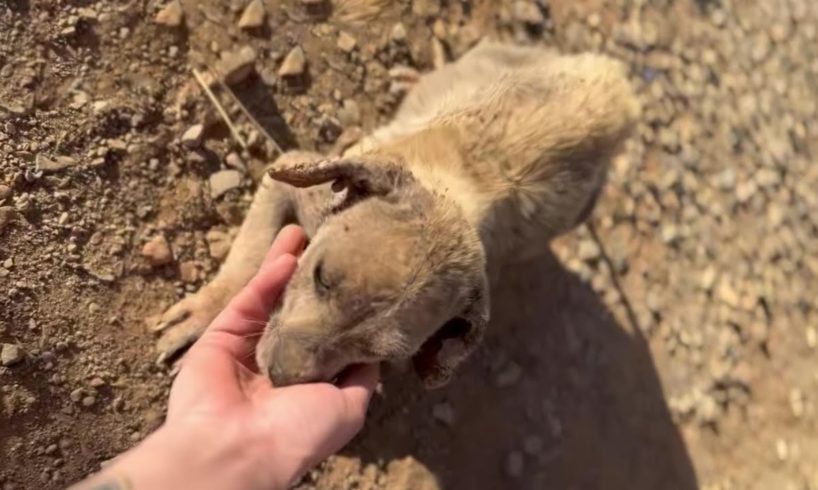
[71,423,290,490]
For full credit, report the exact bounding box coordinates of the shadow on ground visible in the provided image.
[338,249,698,489]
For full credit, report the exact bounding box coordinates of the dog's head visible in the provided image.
[256,151,489,389]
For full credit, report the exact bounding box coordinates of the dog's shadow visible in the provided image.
[325,249,698,489]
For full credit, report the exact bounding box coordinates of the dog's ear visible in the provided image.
[268,151,411,203]
[412,280,490,389]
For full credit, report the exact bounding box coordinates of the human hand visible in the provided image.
[71,225,379,490]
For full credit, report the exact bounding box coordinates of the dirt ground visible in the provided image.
[1,0,817,488]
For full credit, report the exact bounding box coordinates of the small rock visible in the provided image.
[89,377,106,388]
[505,450,524,478]
[37,155,77,173]
[806,327,817,349]
[717,168,736,189]
[206,230,232,260]
[337,31,357,53]
[225,152,246,172]
[155,0,183,27]
[337,99,361,126]
[179,261,199,283]
[717,279,740,308]
[44,444,59,456]
[512,1,545,26]
[181,124,205,148]
[523,435,543,455]
[1,343,24,366]
[432,19,446,40]
[92,100,111,114]
[238,0,266,29]
[0,207,19,232]
[142,235,173,266]
[789,389,805,418]
[735,180,756,204]
[775,439,789,461]
[412,0,440,16]
[216,46,257,85]
[279,46,307,77]
[700,266,717,291]
[69,388,84,403]
[495,362,523,387]
[0,184,11,201]
[81,395,96,408]
[577,238,601,261]
[209,170,243,199]
[390,22,408,42]
[431,402,455,426]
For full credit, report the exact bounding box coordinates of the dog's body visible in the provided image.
[153,41,638,387]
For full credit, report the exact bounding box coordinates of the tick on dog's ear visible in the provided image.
[267,151,412,197]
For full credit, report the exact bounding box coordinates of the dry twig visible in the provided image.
[191,68,248,149]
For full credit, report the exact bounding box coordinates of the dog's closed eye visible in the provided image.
[313,260,332,296]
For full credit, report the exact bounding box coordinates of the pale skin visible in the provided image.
[71,226,379,490]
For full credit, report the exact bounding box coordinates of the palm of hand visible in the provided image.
[163,227,377,489]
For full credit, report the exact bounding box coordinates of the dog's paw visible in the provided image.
[151,290,226,364]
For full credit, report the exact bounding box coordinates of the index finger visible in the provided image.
[191,226,305,361]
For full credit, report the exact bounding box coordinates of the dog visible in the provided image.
[152,40,638,388]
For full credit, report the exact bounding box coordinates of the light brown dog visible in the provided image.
[153,41,638,388]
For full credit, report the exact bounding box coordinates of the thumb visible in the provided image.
[337,364,380,432]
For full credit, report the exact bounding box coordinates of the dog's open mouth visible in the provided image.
[412,317,472,383]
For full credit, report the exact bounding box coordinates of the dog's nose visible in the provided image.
[266,339,319,386]
[268,365,299,387]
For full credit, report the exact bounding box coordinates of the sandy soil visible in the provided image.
[1,0,817,488]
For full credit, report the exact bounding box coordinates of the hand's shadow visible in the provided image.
[327,249,698,489]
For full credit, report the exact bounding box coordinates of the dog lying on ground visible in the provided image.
[152,40,638,388]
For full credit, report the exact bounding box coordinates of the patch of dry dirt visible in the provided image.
[1,0,817,489]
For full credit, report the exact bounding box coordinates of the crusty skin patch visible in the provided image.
[154,41,638,388]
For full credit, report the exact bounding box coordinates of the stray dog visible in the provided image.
[153,41,638,388]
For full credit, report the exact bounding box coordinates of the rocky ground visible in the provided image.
[1,0,817,488]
